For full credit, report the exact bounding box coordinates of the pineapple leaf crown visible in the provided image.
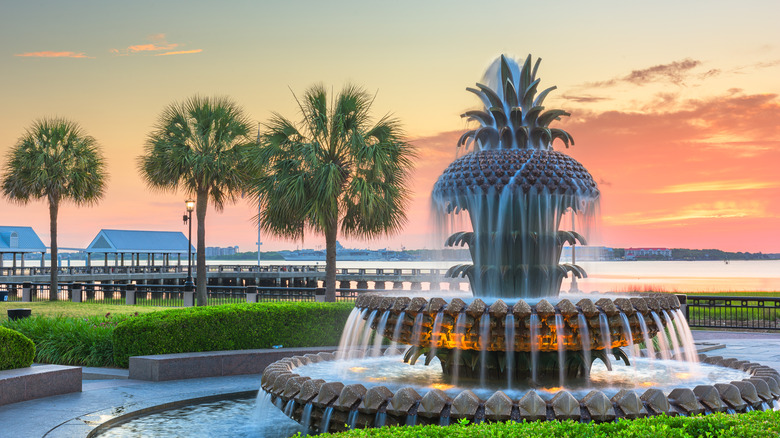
[458,54,574,152]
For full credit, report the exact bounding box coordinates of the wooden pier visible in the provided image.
[0,264,467,291]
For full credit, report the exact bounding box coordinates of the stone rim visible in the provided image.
[261,352,780,434]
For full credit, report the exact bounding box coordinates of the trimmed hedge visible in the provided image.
[321,410,780,438]
[0,326,35,370]
[113,302,354,367]
[3,315,123,367]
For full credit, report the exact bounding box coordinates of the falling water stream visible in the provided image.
[452,312,467,385]
[505,314,515,388]
[662,311,682,360]
[428,312,444,364]
[530,312,540,383]
[555,313,566,387]
[577,312,591,379]
[371,311,390,357]
[650,312,671,360]
[637,314,655,360]
[598,311,612,370]
[479,312,490,386]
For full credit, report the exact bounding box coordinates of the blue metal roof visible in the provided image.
[86,229,194,254]
[0,226,47,253]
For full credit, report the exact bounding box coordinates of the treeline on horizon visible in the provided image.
[203,248,779,261]
[32,248,777,261]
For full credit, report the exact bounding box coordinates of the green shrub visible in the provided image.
[2,314,130,367]
[0,326,35,370]
[113,302,354,367]
[320,410,780,438]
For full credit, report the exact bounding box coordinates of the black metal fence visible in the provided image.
[4,284,777,331]
[682,295,780,331]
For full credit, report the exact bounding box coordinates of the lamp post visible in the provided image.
[183,199,195,293]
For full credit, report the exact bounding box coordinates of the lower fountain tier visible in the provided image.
[260,351,780,434]
[354,293,682,353]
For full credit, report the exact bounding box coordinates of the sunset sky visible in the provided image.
[1,1,779,253]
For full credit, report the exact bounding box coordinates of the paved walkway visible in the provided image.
[0,330,778,437]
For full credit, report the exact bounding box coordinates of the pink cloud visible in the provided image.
[155,49,203,56]
[14,51,91,58]
[128,43,178,53]
[111,34,199,56]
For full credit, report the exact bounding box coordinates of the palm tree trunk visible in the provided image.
[195,189,208,306]
[48,196,59,301]
[324,215,338,302]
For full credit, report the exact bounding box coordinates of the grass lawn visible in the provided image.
[0,301,164,321]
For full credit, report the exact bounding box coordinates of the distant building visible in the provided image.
[206,246,239,257]
[625,248,672,260]
[560,246,613,261]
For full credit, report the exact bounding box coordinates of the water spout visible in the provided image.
[598,311,612,370]
[452,312,467,385]
[505,313,515,388]
[390,311,406,352]
[555,313,566,387]
[637,313,655,360]
[428,312,444,364]
[577,312,591,379]
[662,310,682,360]
[320,406,334,433]
[479,312,490,386]
[301,402,314,432]
[650,311,671,361]
[530,312,540,384]
[347,409,359,429]
[371,310,391,357]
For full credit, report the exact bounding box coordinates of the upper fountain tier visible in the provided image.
[432,55,599,299]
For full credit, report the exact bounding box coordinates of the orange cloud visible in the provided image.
[111,34,199,56]
[655,180,780,194]
[586,58,707,88]
[14,51,91,58]
[128,43,178,53]
[603,201,769,226]
[155,49,203,56]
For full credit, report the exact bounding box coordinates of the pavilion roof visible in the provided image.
[0,226,46,253]
[85,229,194,254]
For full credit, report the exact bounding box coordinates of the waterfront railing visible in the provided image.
[682,295,780,331]
[2,282,777,331]
[0,282,362,307]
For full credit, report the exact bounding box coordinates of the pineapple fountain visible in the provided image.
[260,55,780,433]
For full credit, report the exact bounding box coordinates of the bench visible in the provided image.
[0,365,81,406]
[129,346,338,381]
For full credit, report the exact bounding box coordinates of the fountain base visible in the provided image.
[261,351,780,434]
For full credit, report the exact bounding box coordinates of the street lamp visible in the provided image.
[183,199,195,292]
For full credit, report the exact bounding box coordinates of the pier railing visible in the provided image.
[681,295,780,331]
[0,264,452,277]
[0,281,364,307]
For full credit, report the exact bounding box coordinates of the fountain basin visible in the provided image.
[260,351,780,434]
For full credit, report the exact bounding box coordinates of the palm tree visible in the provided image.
[138,95,253,306]
[249,84,416,302]
[2,118,107,300]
